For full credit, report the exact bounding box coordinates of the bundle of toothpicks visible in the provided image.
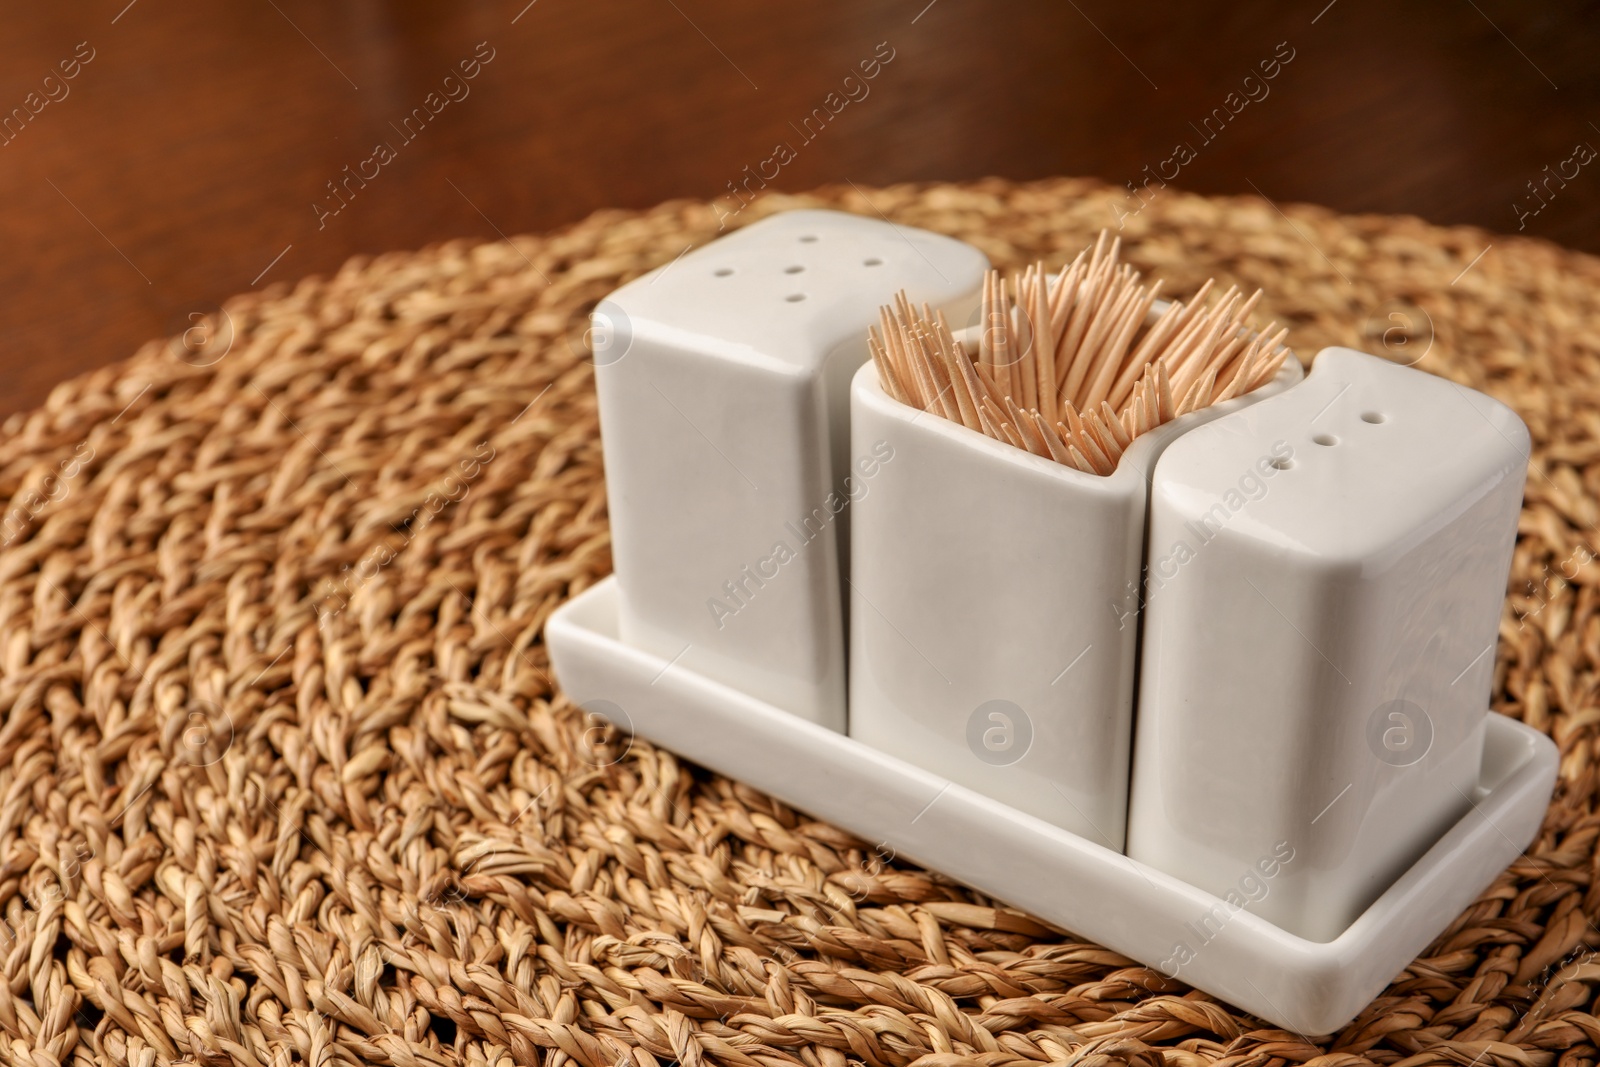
[868,232,1292,475]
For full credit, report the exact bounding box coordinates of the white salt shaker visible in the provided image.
[1126,347,1528,940]
[846,349,1303,849]
[593,209,987,730]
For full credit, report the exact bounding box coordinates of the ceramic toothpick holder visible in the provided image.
[846,350,1303,849]
[548,213,1559,1033]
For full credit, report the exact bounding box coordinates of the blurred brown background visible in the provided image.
[1,1,1595,416]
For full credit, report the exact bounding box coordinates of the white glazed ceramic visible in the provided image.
[846,353,1304,848]
[593,209,987,730]
[545,577,1557,1034]
[1126,347,1531,942]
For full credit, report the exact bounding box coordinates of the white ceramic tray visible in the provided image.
[545,576,1558,1034]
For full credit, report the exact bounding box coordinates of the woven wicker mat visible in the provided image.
[2,179,1597,1067]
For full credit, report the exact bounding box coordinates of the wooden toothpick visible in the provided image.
[866,233,1295,475]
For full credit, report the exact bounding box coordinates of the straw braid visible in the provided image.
[0,179,1587,1067]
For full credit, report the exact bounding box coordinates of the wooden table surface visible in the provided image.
[1,1,1594,416]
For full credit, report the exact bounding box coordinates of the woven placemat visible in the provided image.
[1,178,1596,1067]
